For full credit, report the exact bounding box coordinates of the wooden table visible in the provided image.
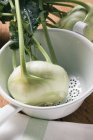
[0,0,93,124]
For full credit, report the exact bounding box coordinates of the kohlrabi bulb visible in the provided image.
[8,61,69,106]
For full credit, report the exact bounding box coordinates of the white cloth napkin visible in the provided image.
[0,113,93,140]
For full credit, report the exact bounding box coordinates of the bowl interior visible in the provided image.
[0,29,93,105]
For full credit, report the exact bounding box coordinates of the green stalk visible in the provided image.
[9,0,15,9]
[48,2,74,8]
[1,13,13,16]
[24,8,51,63]
[83,4,93,22]
[39,0,58,64]
[32,36,52,63]
[15,0,27,76]
[45,0,90,11]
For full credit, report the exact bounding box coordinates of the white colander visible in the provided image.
[0,28,93,125]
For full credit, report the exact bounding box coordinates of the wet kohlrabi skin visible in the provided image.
[8,61,69,106]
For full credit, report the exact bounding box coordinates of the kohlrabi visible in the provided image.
[40,0,93,42]
[7,0,69,106]
[1,0,93,106]
[56,2,93,42]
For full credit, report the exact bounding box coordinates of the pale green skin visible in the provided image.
[57,4,93,42]
[57,6,86,30]
[8,61,69,106]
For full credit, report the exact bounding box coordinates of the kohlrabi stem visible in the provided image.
[83,4,93,22]
[48,2,74,8]
[24,9,51,63]
[15,0,27,76]
[9,0,15,9]
[32,36,52,63]
[1,13,13,16]
[45,0,90,12]
[39,0,58,64]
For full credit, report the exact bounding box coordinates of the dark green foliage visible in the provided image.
[9,20,18,41]
[9,42,19,50]
[0,0,90,50]
[20,0,40,31]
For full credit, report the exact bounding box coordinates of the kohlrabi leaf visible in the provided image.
[20,0,40,31]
